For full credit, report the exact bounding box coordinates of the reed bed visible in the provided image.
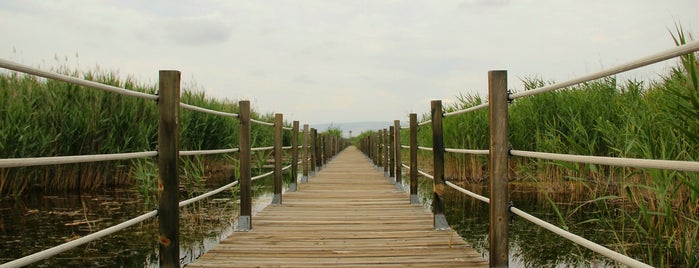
[0,66,284,197]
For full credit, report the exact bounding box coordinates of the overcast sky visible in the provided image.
[1,1,696,125]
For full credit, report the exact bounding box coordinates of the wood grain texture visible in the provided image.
[187,147,487,268]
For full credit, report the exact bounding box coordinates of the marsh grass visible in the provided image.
[0,65,278,197]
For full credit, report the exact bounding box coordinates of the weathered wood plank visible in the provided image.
[187,146,487,268]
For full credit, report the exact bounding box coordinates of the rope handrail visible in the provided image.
[281,164,293,172]
[510,40,699,100]
[282,126,293,131]
[418,120,432,126]
[180,148,240,156]
[251,146,274,152]
[179,181,240,208]
[0,59,158,101]
[417,169,434,180]
[445,181,490,204]
[510,207,652,268]
[0,210,158,268]
[445,148,489,155]
[0,151,157,168]
[511,150,699,172]
[251,170,274,181]
[250,118,275,126]
[282,146,293,150]
[417,146,433,152]
[180,103,239,118]
[443,102,490,118]
[401,145,410,149]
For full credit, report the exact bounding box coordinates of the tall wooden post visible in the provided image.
[375,132,382,169]
[409,114,419,205]
[290,121,299,191]
[273,114,283,204]
[489,70,509,267]
[158,70,180,267]
[389,126,395,182]
[302,124,309,183]
[237,100,252,231]
[310,128,317,175]
[393,120,403,190]
[383,128,389,177]
[431,100,448,230]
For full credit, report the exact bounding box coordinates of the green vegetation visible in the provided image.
[0,65,286,197]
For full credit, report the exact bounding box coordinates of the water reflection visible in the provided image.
[0,175,281,267]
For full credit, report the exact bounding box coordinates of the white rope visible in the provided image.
[179,181,239,207]
[417,146,433,152]
[401,145,410,149]
[251,146,274,152]
[180,148,239,156]
[510,207,653,268]
[251,171,274,181]
[443,103,490,118]
[418,120,432,126]
[401,163,410,169]
[445,181,490,203]
[180,103,238,118]
[0,151,157,168]
[511,150,699,172]
[0,210,158,268]
[417,169,434,180]
[445,148,489,155]
[250,118,274,126]
[0,59,158,101]
[282,146,293,150]
[281,164,292,172]
[282,127,293,131]
[510,40,699,100]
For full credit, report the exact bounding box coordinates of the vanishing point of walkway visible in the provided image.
[187,147,487,267]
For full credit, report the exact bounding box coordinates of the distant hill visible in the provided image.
[310,121,394,138]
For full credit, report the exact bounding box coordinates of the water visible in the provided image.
[0,175,279,267]
[2,174,625,267]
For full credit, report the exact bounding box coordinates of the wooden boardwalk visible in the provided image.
[187,147,487,267]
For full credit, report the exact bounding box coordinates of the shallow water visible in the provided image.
[2,174,626,267]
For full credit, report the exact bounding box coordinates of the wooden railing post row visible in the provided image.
[430,100,449,230]
[157,70,180,267]
[489,70,509,267]
[301,123,309,183]
[237,100,252,231]
[394,120,403,190]
[273,114,283,204]
[290,121,299,191]
[375,131,382,169]
[383,128,389,177]
[409,114,419,204]
[320,134,326,167]
[389,125,396,183]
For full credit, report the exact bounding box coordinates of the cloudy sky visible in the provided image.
[1,0,696,125]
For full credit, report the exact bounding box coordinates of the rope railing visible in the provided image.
[511,150,699,172]
[443,102,489,118]
[251,170,275,181]
[250,118,275,126]
[180,148,240,156]
[445,148,489,155]
[0,59,158,101]
[510,40,699,100]
[417,146,433,151]
[179,181,240,208]
[0,151,158,168]
[180,103,239,118]
[251,146,274,152]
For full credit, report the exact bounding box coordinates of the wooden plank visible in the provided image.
[187,146,487,268]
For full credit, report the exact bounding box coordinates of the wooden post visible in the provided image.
[383,128,389,177]
[375,132,382,169]
[158,70,180,267]
[310,128,317,175]
[389,125,396,183]
[302,124,309,183]
[237,100,252,231]
[290,121,299,191]
[431,100,448,230]
[489,70,509,267]
[409,113,419,205]
[273,114,283,204]
[393,120,403,190]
